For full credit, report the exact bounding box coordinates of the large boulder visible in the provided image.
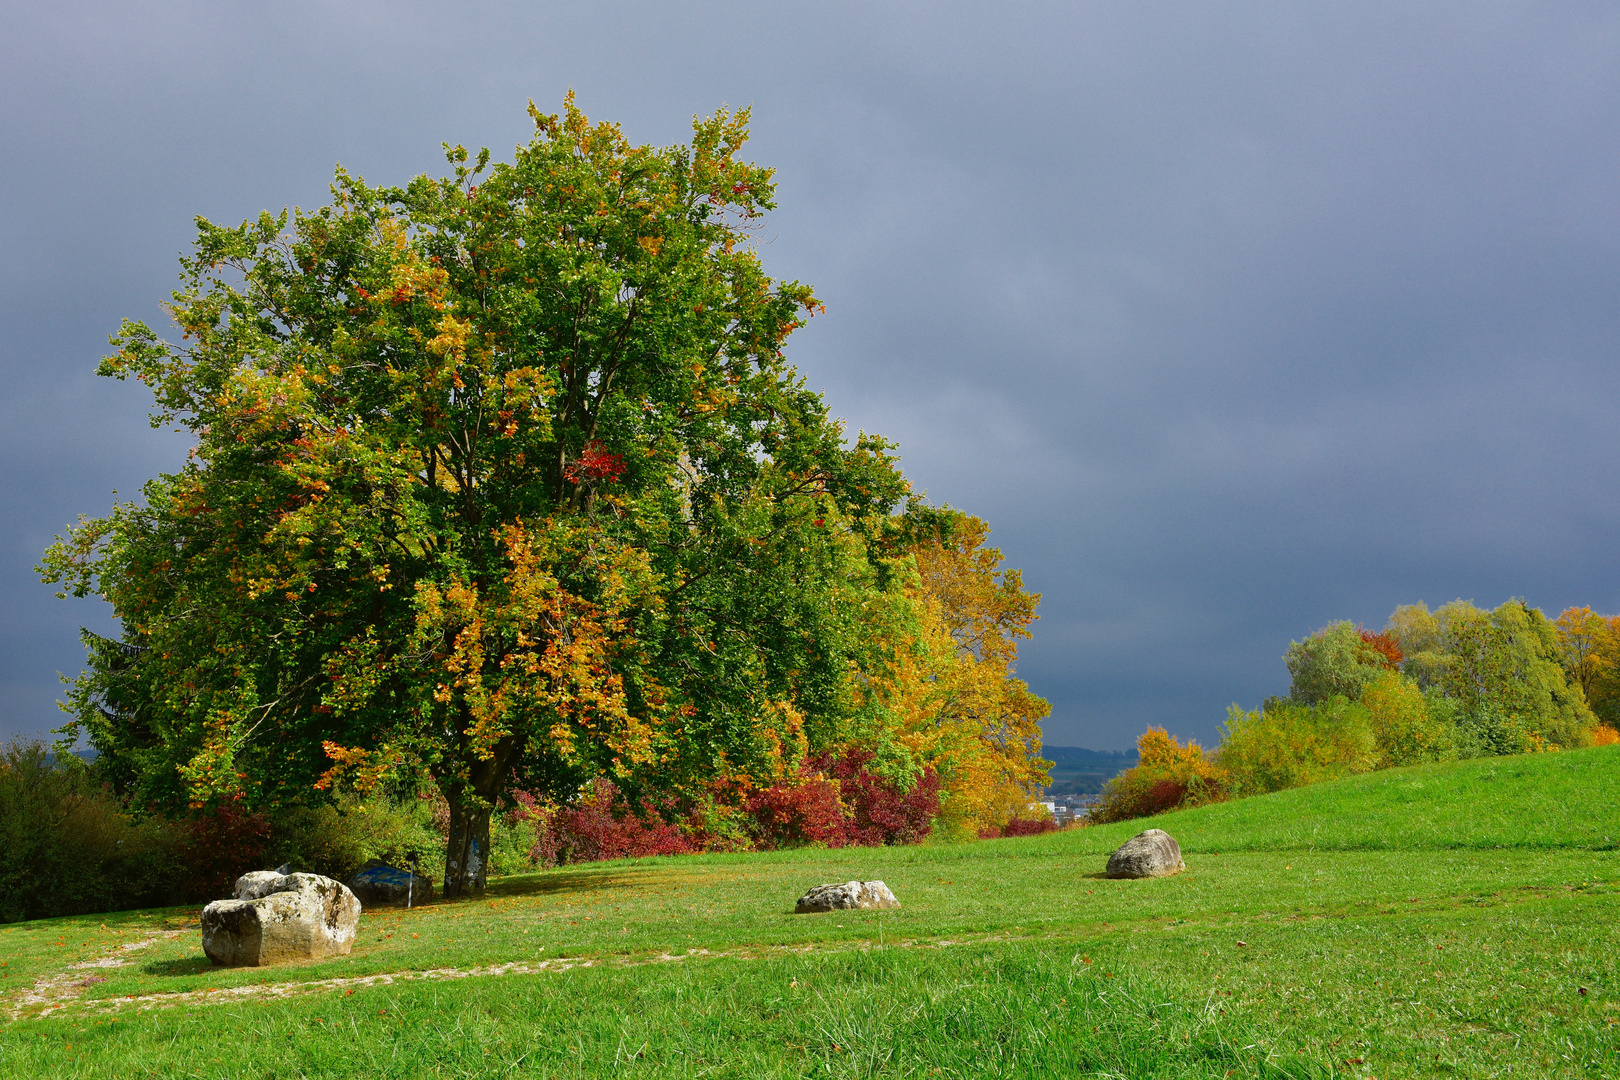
[1105,828,1185,879]
[233,870,285,899]
[346,860,433,907]
[202,871,361,966]
[794,880,901,914]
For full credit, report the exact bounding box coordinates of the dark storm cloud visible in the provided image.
[4,2,1618,748]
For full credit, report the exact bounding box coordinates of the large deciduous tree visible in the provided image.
[42,97,915,896]
[1386,599,1598,750]
[1552,606,1619,727]
[1437,600,1595,749]
[868,510,1051,839]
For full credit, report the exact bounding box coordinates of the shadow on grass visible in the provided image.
[483,867,662,900]
[1080,870,1197,881]
[141,957,214,977]
[354,866,661,908]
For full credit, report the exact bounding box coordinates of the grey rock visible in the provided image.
[794,880,901,913]
[233,870,285,900]
[346,859,433,906]
[1105,828,1185,879]
[202,872,361,966]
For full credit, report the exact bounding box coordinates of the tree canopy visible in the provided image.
[42,97,1049,893]
[1095,594,1613,826]
[1283,621,1397,706]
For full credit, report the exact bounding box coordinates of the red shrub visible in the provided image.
[817,749,940,847]
[531,779,694,865]
[180,798,270,899]
[1091,771,1199,823]
[504,749,945,869]
[1145,777,1189,813]
[980,816,1059,839]
[745,776,847,848]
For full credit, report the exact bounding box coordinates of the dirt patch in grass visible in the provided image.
[9,926,193,1020]
[18,935,1013,1020]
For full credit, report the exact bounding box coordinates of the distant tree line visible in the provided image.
[1093,599,1620,823]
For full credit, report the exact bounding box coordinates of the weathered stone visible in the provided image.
[1105,828,1185,879]
[202,872,361,966]
[346,859,433,906]
[233,870,284,900]
[794,880,901,913]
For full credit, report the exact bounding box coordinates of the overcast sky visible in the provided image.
[4,2,1618,751]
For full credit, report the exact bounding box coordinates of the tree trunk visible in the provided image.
[438,723,516,900]
[443,800,492,899]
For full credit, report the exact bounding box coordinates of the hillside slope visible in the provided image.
[1062,743,1620,853]
[2,745,1615,1077]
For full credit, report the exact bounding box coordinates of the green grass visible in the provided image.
[1076,744,1620,853]
[1,747,1616,1077]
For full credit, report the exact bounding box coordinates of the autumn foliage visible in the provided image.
[866,511,1052,840]
[1553,606,1620,736]
[744,775,849,848]
[515,780,696,864]
[40,98,1055,889]
[1099,599,1617,826]
[1359,628,1403,669]
[491,748,944,867]
[1090,728,1223,824]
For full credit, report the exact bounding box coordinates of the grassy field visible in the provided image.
[0,747,1615,1078]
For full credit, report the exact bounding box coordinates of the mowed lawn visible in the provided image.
[1,748,1615,1078]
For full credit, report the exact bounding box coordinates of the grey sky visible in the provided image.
[4,2,1618,750]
